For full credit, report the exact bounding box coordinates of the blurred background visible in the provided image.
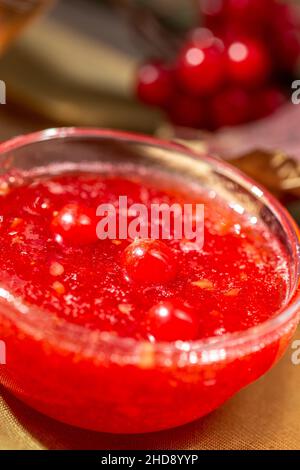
[0,0,300,146]
[1,1,300,278]
[0,0,169,138]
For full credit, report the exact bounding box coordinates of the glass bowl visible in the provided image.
[0,128,299,434]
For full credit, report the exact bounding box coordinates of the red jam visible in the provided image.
[0,164,295,433]
[0,170,288,340]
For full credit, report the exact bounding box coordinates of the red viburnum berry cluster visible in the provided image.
[135,0,300,130]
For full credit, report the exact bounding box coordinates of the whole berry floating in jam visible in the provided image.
[135,0,300,130]
[122,238,178,284]
[51,203,98,246]
[146,301,200,342]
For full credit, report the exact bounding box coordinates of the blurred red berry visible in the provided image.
[176,36,225,96]
[168,94,207,129]
[200,0,226,33]
[136,61,174,107]
[252,87,286,120]
[270,3,300,72]
[272,2,300,31]
[226,0,271,24]
[136,0,297,131]
[211,86,251,128]
[278,29,300,72]
[226,38,270,88]
[188,27,214,44]
[200,0,271,37]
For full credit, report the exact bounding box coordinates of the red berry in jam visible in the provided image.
[176,36,225,96]
[51,203,98,246]
[226,39,270,88]
[168,93,207,129]
[122,239,178,284]
[136,61,174,107]
[146,301,199,342]
[211,86,251,128]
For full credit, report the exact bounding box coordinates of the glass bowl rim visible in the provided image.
[0,126,299,360]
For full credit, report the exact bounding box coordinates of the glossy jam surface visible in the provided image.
[0,167,289,342]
